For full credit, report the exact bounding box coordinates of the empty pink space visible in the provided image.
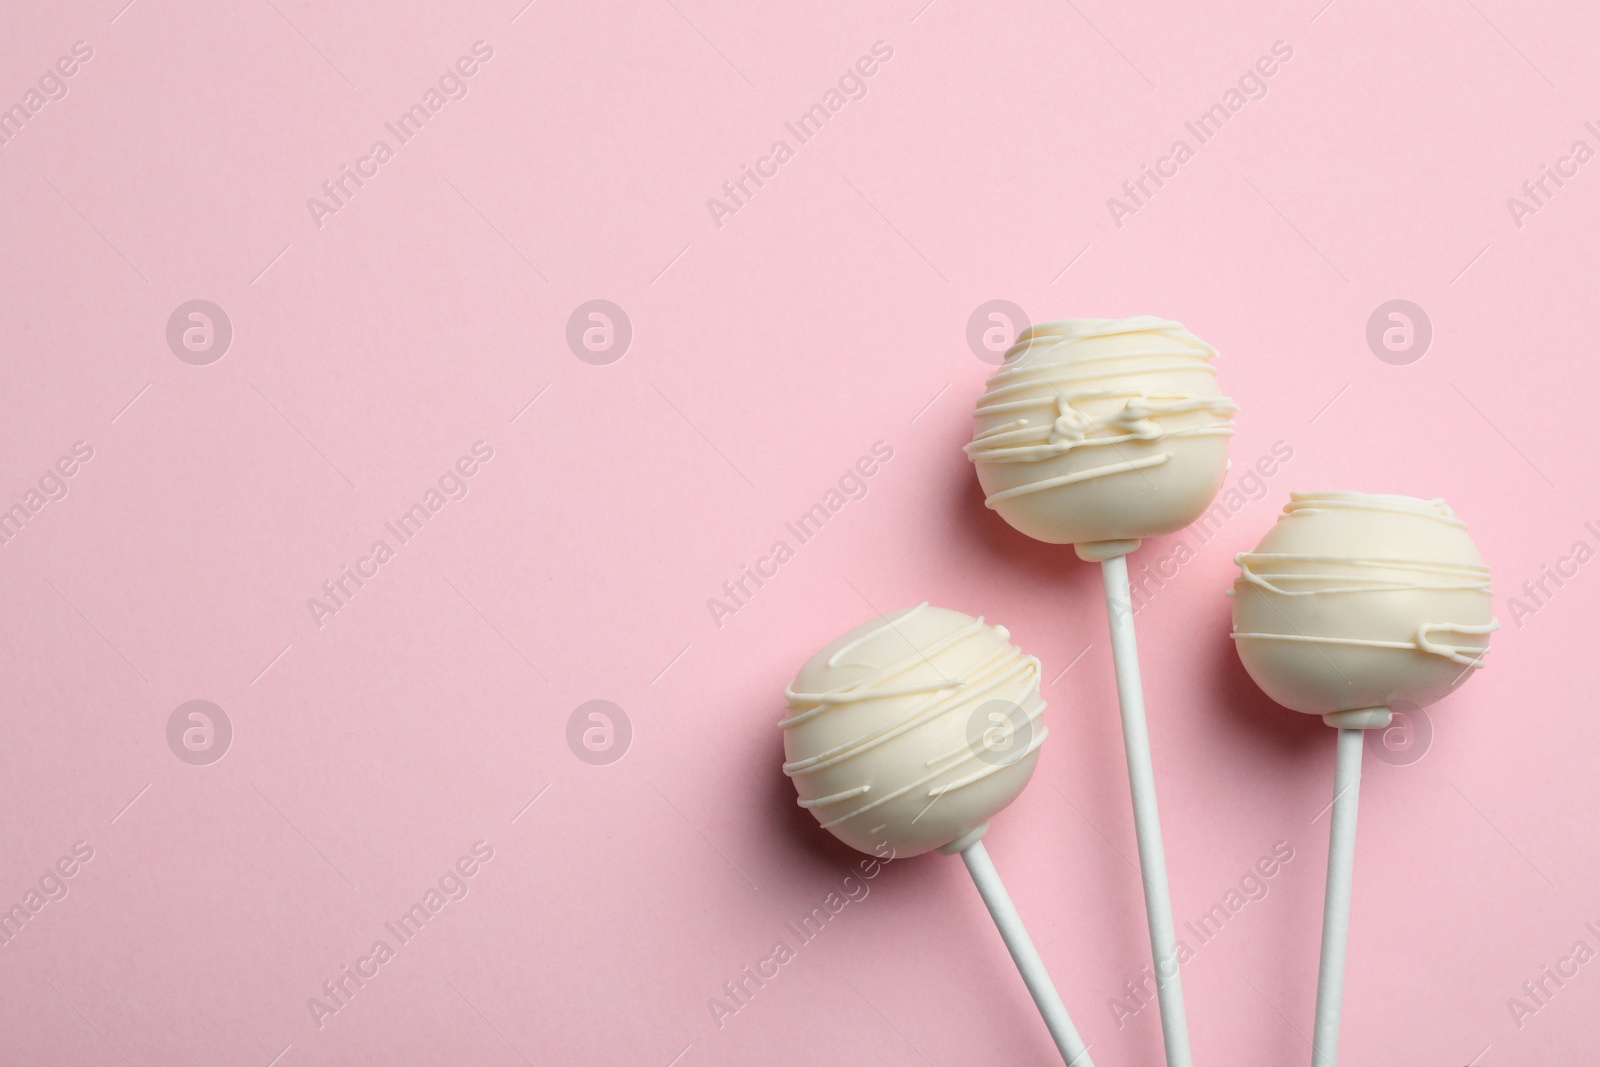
[1,0,1596,1064]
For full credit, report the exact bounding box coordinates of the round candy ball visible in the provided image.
[782,603,1046,858]
[966,316,1236,558]
[1231,492,1497,725]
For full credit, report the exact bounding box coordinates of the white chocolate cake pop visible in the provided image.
[1233,492,1499,1064]
[783,606,1097,1064]
[1231,492,1498,727]
[782,603,1046,859]
[965,316,1236,559]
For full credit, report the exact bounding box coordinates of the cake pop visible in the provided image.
[1230,492,1497,1065]
[784,603,1092,1065]
[965,315,1234,1067]
[966,316,1235,553]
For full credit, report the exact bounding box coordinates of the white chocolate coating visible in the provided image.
[1230,492,1498,721]
[782,604,1046,858]
[965,317,1236,550]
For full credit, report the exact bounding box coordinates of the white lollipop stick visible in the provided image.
[1099,553,1193,1067]
[959,839,1095,1067]
[1311,727,1365,1066]
[965,319,1228,1063]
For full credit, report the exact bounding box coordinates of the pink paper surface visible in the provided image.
[2,1,1595,1063]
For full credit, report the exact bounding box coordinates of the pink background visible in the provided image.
[2,0,1596,1063]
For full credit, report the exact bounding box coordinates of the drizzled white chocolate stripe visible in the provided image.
[1229,624,1498,668]
[1233,554,1494,597]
